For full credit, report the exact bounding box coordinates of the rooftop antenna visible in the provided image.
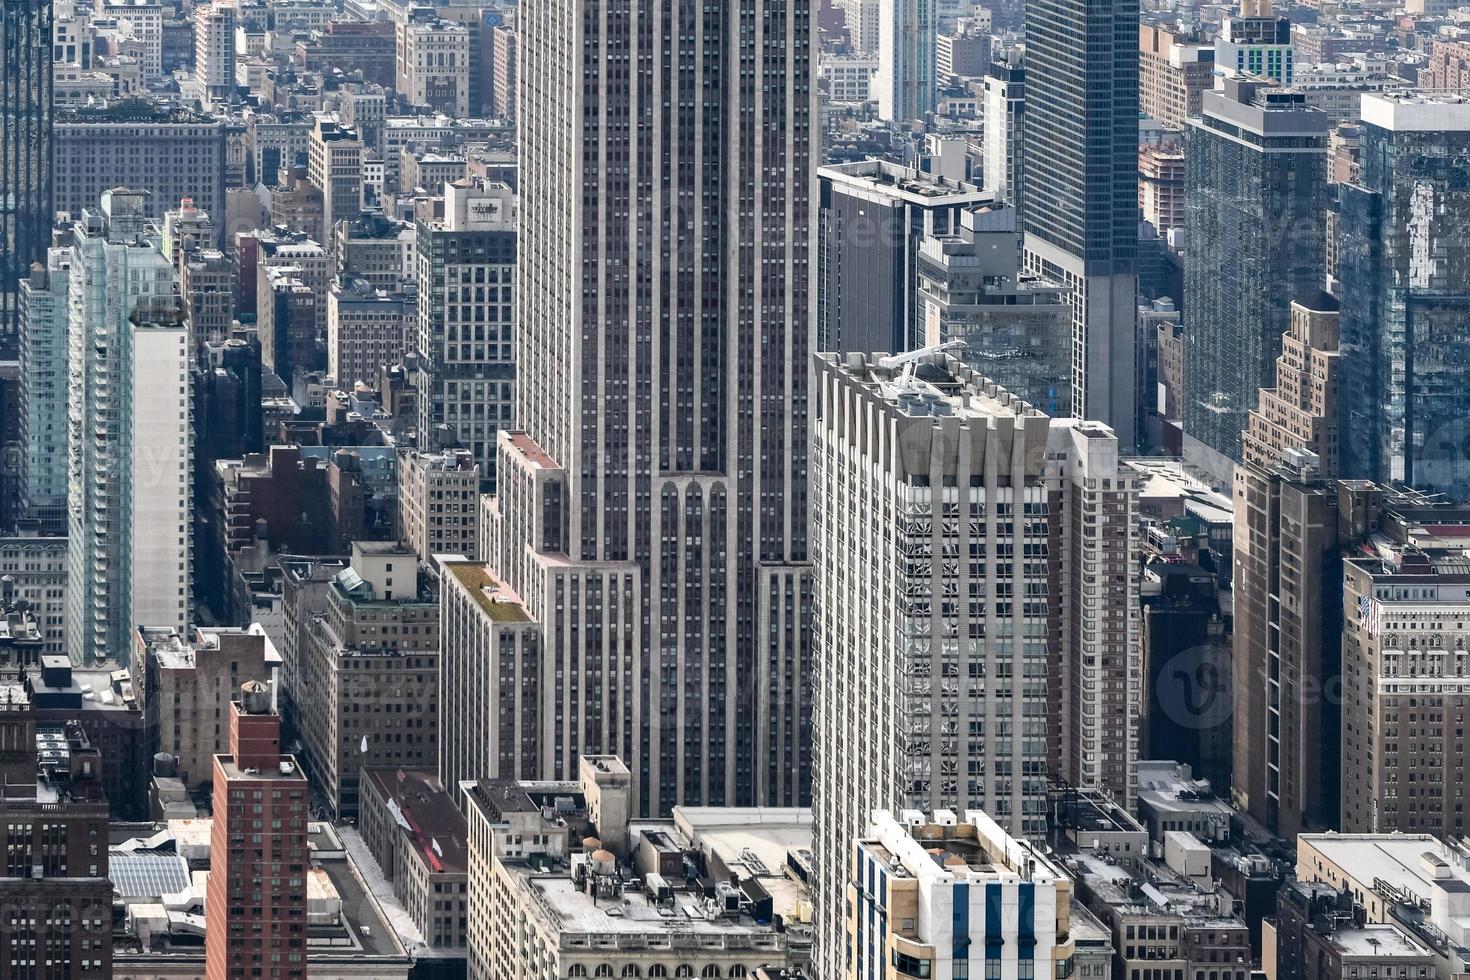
[878,340,966,388]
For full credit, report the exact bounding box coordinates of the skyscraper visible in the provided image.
[0,0,53,355]
[875,0,936,123]
[65,190,192,665]
[1023,0,1139,437]
[837,0,880,53]
[308,112,364,238]
[476,0,815,815]
[811,350,1140,980]
[1232,296,1344,839]
[1338,93,1470,498]
[981,56,1025,211]
[194,0,236,107]
[1183,78,1328,477]
[205,683,309,980]
[817,159,989,355]
[20,250,69,533]
[415,177,516,486]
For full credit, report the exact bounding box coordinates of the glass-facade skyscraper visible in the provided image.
[0,0,53,355]
[1183,78,1328,474]
[1022,0,1139,438]
[1339,93,1470,498]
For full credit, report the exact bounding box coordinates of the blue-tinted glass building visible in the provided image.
[1338,93,1470,497]
[1182,78,1328,475]
[0,0,52,356]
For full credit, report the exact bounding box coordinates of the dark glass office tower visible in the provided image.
[1182,77,1328,476]
[0,0,52,355]
[1339,93,1470,498]
[1023,0,1139,436]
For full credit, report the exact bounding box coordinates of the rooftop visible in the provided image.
[446,562,531,622]
[819,350,1045,423]
[58,99,217,125]
[1330,925,1434,959]
[1362,91,1470,132]
[506,431,560,470]
[362,768,468,876]
[1134,762,1235,819]
[819,158,991,203]
[216,753,308,783]
[525,873,787,939]
[673,807,814,920]
[860,810,1069,887]
[1299,834,1470,903]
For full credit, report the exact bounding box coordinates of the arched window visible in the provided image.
[595,966,614,977]
[702,967,722,978]
[730,968,747,978]
[675,966,694,978]
[569,968,587,978]
[623,967,642,978]
[649,967,668,978]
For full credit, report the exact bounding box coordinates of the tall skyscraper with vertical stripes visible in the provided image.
[1022,0,1139,439]
[0,0,53,356]
[468,0,816,815]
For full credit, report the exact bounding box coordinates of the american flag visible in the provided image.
[1359,594,1380,636]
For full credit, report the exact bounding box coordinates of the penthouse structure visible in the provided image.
[848,810,1077,980]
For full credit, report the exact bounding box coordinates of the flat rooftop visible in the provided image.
[673,807,813,917]
[1300,835,1470,901]
[216,753,309,783]
[526,874,786,939]
[819,158,990,202]
[445,562,531,622]
[1330,925,1434,959]
[1362,92,1470,132]
[818,351,1043,423]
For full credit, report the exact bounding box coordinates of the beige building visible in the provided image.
[1231,295,1344,840]
[811,351,1141,980]
[0,535,68,655]
[1341,517,1470,836]
[1241,296,1340,478]
[298,542,439,818]
[131,625,279,793]
[400,19,471,117]
[461,757,810,980]
[181,247,234,345]
[397,447,480,561]
[1139,143,1186,233]
[1139,25,1215,129]
[327,275,412,387]
[1297,833,1470,980]
[437,556,539,799]
[361,768,469,950]
[309,113,364,242]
